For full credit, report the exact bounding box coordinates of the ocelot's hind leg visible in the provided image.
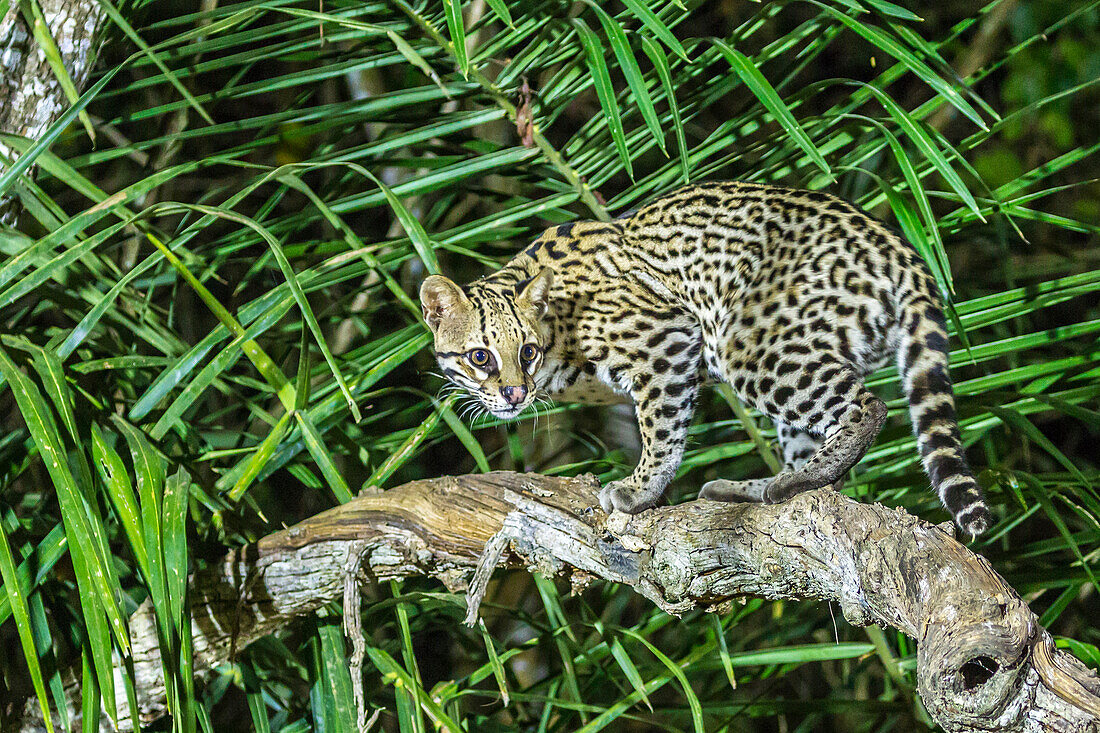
[777,422,818,469]
[777,422,845,491]
[697,423,838,503]
[762,384,886,504]
[701,364,884,505]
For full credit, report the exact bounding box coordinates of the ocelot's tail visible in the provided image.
[897,297,993,537]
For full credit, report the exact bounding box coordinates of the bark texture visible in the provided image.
[20,471,1100,732]
[0,0,105,223]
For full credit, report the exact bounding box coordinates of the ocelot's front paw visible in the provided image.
[598,480,658,514]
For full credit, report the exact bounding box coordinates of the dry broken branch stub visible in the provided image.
[20,471,1100,732]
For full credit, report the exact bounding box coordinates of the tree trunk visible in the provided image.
[19,472,1100,731]
[0,0,105,223]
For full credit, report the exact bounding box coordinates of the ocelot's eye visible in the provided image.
[520,344,540,362]
[468,349,493,369]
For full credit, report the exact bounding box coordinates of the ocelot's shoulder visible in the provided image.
[517,219,626,267]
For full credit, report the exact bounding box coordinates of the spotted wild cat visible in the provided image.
[420,181,993,536]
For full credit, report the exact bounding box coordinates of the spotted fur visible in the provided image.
[421,181,993,536]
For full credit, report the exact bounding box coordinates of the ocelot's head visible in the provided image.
[420,269,553,419]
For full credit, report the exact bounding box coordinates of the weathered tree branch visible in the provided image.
[21,472,1100,731]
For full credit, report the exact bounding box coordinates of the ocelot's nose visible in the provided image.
[501,385,527,405]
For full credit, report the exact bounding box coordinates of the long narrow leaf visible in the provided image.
[442,0,468,78]
[588,2,666,155]
[714,40,832,179]
[0,521,55,733]
[573,18,634,180]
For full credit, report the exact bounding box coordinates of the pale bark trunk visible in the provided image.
[0,0,105,223]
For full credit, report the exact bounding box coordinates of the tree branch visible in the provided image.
[20,472,1100,732]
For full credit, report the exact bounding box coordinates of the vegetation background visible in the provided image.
[0,0,1098,730]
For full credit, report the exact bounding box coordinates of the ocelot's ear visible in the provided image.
[420,275,470,331]
[517,267,554,319]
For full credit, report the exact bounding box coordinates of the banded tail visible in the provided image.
[897,297,993,537]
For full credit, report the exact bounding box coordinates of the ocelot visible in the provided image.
[420,181,993,537]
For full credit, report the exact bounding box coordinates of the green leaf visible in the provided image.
[387,30,452,96]
[295,411,354,503]
[360,168,442,276]
[608,637,651,712]
[813,2,988,131]
[91,424,148,574]
[80,646,102,733]
[0,523,67,626]
[587,2,666,156]
[479,620,511,706]
[226,409,294,500]
[573,18,633,180]
[442,0,469,78]
[620,0,688,60]
[483,0,513,28]
[391,581,426,733]
[711,614,737,691]
[163,467,190,630]
[713,40,833,180]
[720,642,876,667]
[640,35,689,183]
[316,620,357,733]
[27,344,79,444]
[295,332,312,411]
[0,520,55,733]
[832,0,922,21]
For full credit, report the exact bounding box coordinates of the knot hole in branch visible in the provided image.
[960,655,999,690]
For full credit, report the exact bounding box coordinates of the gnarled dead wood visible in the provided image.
[20,471,1100,732]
